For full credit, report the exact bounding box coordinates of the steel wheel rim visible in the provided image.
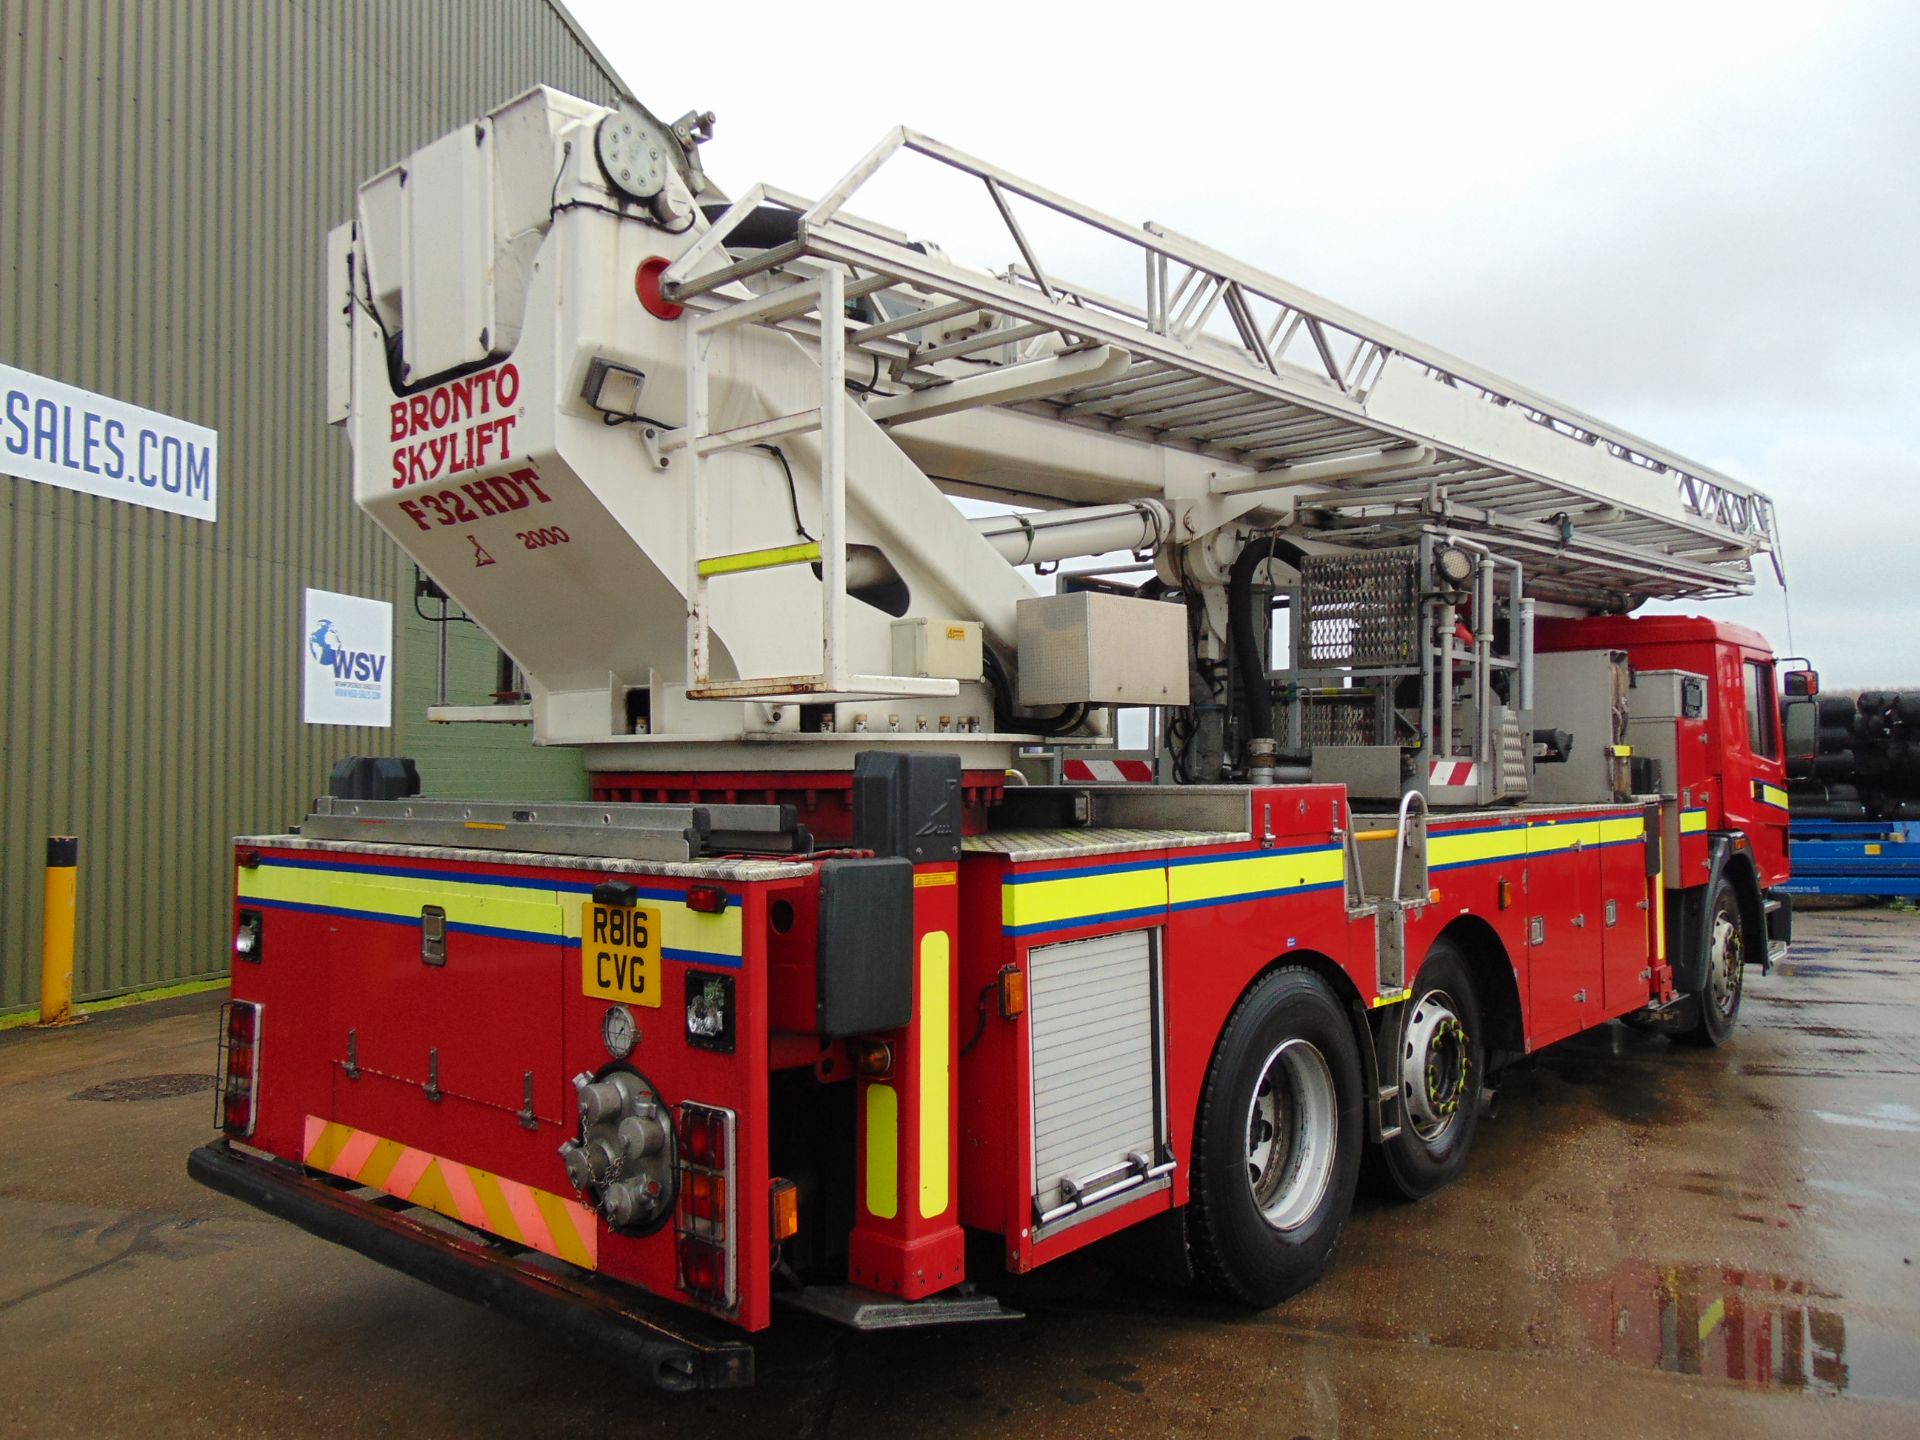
[1402,988,1471,1143]
[1708,909,1743,1018]
[1245,1037,1337,1232]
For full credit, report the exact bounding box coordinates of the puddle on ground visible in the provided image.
[1581,1261,1913,1400]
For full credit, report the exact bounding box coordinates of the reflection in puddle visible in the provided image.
[1584,1263,1850,1395]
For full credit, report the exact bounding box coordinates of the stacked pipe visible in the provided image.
[1790,689,1920,820]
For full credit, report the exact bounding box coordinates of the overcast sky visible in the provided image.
[570,0,1918,686]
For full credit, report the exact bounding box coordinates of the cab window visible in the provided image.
[1745,659,1778,759]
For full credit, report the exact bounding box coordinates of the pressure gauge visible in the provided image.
[594,108,672,201]
[601,1004,638,1060]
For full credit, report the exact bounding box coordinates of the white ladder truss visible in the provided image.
[661,130,1780,608]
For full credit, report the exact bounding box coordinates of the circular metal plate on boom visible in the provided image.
[595,109,672,201]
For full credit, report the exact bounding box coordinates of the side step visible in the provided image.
[777,1284,1022,1331]
[1623,993,1702,1034]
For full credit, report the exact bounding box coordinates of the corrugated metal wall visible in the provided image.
[0,0,614,1009]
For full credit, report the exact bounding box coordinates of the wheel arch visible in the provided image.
[1429,915,1525,1067]
[1210,950,1381,1138]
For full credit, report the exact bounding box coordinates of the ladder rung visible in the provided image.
[688,407,823,456]
[697,541,822,578]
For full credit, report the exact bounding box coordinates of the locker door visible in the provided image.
[1525,831,1606,1046]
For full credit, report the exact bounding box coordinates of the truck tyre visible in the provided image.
[1370,940,1484,1200]
[1679,874,1745,1047]
[1188,967,1362,1308]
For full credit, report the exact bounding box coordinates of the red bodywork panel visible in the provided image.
[231,843,781,1331]
[1538,614,1788,886]
[231,777,1690,1328]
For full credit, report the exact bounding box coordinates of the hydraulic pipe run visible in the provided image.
[38,836,78,1026]
[843,500,1172,592]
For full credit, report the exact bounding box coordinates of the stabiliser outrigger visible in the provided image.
[191,86,1801,1388]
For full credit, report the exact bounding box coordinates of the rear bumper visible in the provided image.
[187,1140,753,1391]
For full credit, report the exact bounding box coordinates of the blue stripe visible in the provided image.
[661,946,743,970]
[1004,856,1168,885]
[249,895,744,965]
[1168,880,1344,912]
[1429,833,1644,873]
[1005,903,1166,937]
[1165,842,1331,867]
[248,896,561,947]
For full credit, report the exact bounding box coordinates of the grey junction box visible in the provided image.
[1015,592,1190,707]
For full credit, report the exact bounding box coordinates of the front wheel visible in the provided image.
[1371,940,1485,1200]
[1679,875,1745,1047]
[1188,967,1363,1307]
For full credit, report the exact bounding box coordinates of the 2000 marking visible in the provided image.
[518,526,570,549]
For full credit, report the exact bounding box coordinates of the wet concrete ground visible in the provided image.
[2,908,1916,1438]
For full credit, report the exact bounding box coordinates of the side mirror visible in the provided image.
[1781,665,1818,698]
[1783,696,1818,777]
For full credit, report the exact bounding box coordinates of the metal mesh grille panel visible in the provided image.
[1301,550,1420,666]
[1302,695,1380,746]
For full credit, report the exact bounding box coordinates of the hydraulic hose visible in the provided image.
[1228,534,1307,749]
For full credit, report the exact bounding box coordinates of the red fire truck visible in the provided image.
[190,88,1799,1389]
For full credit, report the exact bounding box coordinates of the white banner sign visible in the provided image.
[0,362,218,521]
[303,588,393,728]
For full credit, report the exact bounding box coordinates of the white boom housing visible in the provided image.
[329,86,1778,780]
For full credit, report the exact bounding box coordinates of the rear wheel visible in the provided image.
[1372,940,1485,1200]
[1679,875,1745,1047]
[1189,967,1363,1307]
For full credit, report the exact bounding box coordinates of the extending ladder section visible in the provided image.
[662,130,1778,608]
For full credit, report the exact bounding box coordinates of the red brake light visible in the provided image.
[674,1102,737,1311]
[217,1001,262,1138]
[686,884,729,914]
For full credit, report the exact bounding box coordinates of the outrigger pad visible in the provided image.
[816,857,915,1037]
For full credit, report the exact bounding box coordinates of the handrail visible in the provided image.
[1392,789,1429,901]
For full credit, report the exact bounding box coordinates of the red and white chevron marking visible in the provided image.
[1062,758,1156,783]
[1428,759,1479,787]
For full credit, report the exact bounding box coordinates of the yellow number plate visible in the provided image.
[582,902,661,1008]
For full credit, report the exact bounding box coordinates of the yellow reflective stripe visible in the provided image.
[1168,849,1344,907]
[1428,827,1528,868]
[1598,816,1645,845]
[1756,783,1788,810]
[1527,820,1603,855]
[918,933,951,1220]
[240,862,742,959]
[1002,867,1166,931]
[240,865,565,938]
[697,540,822,577]
[865,1083,899,1220]
[561,895,742,962]
[1680,809,1708,834]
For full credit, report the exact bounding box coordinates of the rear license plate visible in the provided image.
[583,902,661,1007]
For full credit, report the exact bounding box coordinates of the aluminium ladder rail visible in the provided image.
[660,130,1778,609]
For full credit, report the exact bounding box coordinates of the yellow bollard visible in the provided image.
[37,836,79,1027]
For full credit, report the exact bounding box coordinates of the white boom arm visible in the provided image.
[330,86,1778,778]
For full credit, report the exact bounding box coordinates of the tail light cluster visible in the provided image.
[673,1102,736,1311]
[216,1000,262,1138]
